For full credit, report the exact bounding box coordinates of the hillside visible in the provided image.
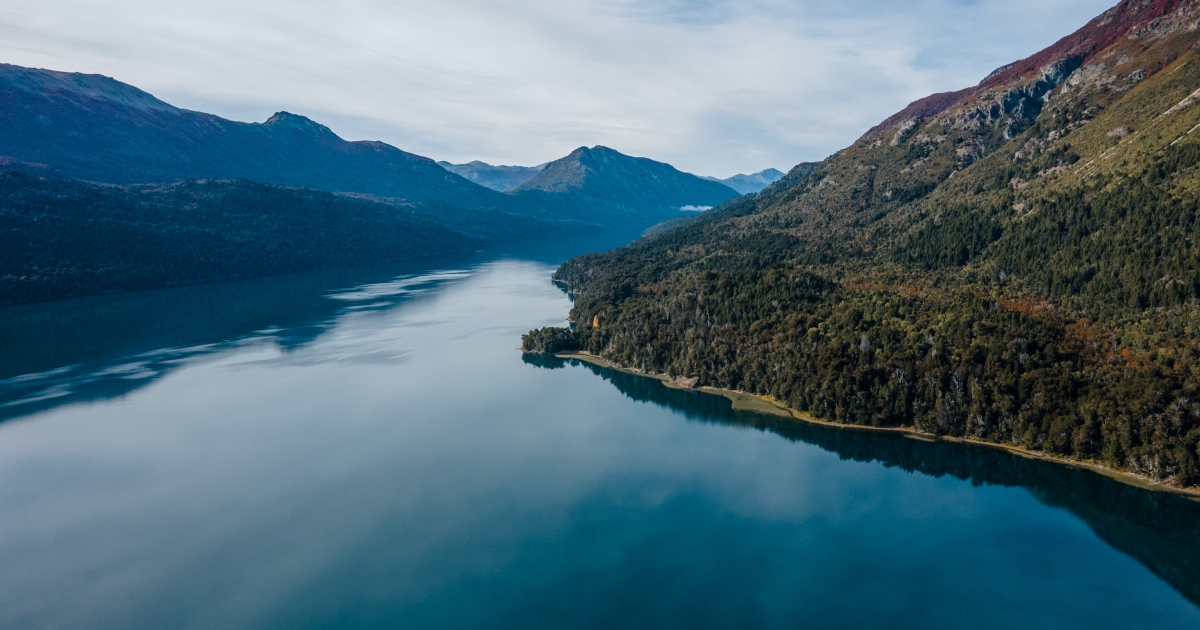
[532,0,1200,488]
[513,146,739,216]
[438,160,544,191]
[0,171,568,304]
[0,64,504,208]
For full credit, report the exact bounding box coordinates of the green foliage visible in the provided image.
[0,172,479,304]
[521,327,580,354]
[537,37,1200,487]
[0,170,603,304]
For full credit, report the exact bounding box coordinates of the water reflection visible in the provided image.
[0,262,470,421]
[527,354,1200,607]
[0,230,640,422]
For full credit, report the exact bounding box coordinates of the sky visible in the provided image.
[0,0,1118,177]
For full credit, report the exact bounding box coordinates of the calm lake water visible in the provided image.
[1,233,1199,630]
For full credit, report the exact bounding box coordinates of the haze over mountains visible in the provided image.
[704,168,787,195]
[437,161,544,192]
[535,0,1200,490]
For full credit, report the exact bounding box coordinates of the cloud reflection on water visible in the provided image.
[0,265,474,421]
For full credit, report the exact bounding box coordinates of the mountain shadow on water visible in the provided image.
[0,229,642,424]
[0,257,478,422]
[523,354,1200,608]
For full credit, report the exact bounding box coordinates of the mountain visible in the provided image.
[438,160,544,191]
[0,172,482,305]
[0,63,752,304]
[0,63,731,232]
[513,146,739,214]
[0,166,597,304]
[532,0,1200,489]
[0,63,501,207]
[704,167,790,194]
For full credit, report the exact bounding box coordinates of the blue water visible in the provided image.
[0,235,1198,629]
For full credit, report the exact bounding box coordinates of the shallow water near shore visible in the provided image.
[1,233,1199,630]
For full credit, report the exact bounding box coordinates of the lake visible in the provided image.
[1,233,1198,630]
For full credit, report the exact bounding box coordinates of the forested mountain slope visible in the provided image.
[534,0,1200,488]
[0,171,552,304]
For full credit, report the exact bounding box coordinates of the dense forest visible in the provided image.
[528,1,1200,488]
[0,172,574,304]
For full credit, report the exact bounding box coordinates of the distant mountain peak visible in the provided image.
[262,111,339,138]
[704,167,789,195]
[513,145,738,211]
[437,160,544,191]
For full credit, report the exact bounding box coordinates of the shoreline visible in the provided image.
[555,351,1200,501]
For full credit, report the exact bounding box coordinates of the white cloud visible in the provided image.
[0,0,1116,177]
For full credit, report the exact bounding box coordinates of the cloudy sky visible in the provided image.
[0,0,1116,177]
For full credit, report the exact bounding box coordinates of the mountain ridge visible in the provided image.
[866,0,1197,139]
[0,63,500,208]
[0,62,727,230]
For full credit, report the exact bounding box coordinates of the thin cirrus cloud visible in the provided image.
[0,0,1116,177]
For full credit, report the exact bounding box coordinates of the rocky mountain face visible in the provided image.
[513,146,739,214]
[866,0,1197,139]
[437,160,544,191]
[544,0,1200,488]
[705,167,788,194]
[0,64,501,208]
